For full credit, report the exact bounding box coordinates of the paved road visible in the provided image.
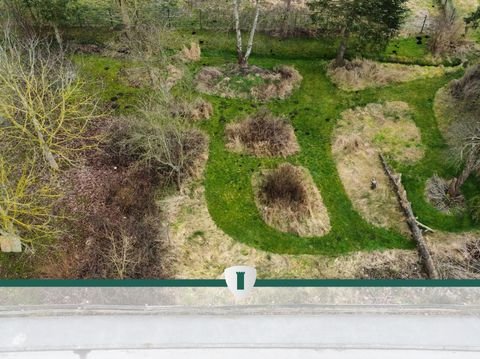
[1,312,480,354]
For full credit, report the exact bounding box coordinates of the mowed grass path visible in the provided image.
[199,56,480,256]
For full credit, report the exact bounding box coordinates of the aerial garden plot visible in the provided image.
[1,0,480,279]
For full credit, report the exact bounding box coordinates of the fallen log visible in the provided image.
[379,153,439,279]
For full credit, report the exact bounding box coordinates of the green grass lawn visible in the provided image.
[68,30,480,258]
[195,55,479,256]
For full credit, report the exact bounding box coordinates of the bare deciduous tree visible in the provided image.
[0,156,55,252]
[233,0,261,68]
[0,34,99,171]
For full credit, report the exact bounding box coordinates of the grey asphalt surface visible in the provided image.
[1,312,480,353]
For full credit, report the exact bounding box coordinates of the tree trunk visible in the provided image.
[448,155,474,197]
[242,0,260,67]
[334,27,349,68]
[233,0,260,69]
[233,0,244,66]
[52,23,63,50]
[282,0,292,36]
[32,117,59,171]
[118,0,132,33]
[380,154,439,279]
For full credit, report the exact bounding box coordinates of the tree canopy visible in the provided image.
[308,0,408,66]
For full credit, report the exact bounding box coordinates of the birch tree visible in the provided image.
[233,0,261,68]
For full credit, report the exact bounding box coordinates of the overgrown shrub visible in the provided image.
[107,116,208,188]
[225,109,299,157]
[449,64,480,112]
[425,174,464,213]
[171,97,213,121]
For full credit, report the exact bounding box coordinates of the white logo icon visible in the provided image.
[224,266,257,299]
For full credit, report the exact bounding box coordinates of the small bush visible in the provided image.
[425,174,465,213]
[261,163,308,213]
[225,109,299,157]
[428,11,464,57]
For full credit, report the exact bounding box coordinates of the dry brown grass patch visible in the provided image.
[253,163,331,237]
[195,64,302,101]
[328,59,457,91]
[225,110,299,157]
[171,98,213,122]
[119,64,184,91]
[160,181,427,279]
[332,102,424,233]
[178,42,201,63]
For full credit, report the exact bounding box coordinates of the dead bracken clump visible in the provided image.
[435,239,480,279]
[328,58,456,91]
[253,163,331,237]
[179,42,201,63]
[171,98,213,122]
[195,64,302,101]
[425,174,465,213]
[359,255,424,279]
[225,110,299,157]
